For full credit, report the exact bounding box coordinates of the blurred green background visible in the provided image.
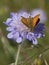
[0,0,49,65]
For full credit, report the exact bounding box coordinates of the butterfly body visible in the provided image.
[21,14,40,31]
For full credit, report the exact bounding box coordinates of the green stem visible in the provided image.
[44,59,48,65]
[15,44,22,65]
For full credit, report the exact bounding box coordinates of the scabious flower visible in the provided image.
[4,9,46,45]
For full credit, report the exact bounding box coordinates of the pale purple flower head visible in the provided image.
[4,9,46,45]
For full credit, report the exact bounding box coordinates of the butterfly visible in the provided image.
[21,14,40,31]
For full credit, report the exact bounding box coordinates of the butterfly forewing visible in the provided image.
[32,14,40,27]
[21,16,29,27]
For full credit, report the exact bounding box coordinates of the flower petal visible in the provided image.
[34,23,45,33]
[7,31,19,39]
[35,33,45,38]
[10,12,16,16]
[12,31,20,40]
[32,37,38,45]
[27,32,34,41]
[7,32,14,38]
[4,18,12,26]
[6,27,17,31]
[21,31,27,38]
[16,37,22,43]
[18,10,30,18]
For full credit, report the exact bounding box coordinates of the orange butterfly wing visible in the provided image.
[32,14,40,27]
[21,16,29,27]
[21,14,40,28]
